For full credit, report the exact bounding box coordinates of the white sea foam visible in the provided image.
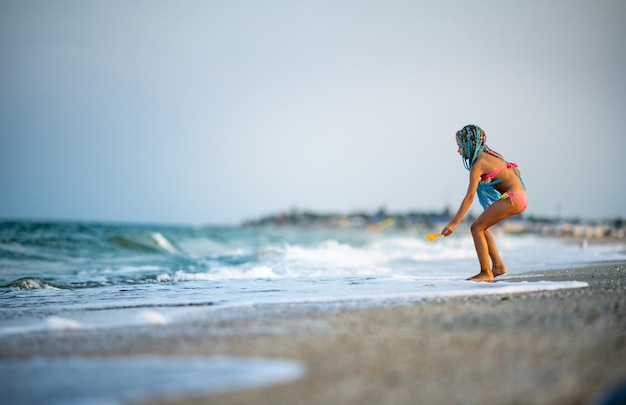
[284,240,389,267]
[0,316,85,336]
[158,265,279,282]
[147,233,625,282]
[177,237,245,258]
[151,232,179,254]
[0,311,168,337]
[44,316,85,331]
[129,310,168,326]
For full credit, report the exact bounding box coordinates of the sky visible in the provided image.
[1,0,625,225]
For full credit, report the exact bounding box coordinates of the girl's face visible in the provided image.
[456,136,463,156]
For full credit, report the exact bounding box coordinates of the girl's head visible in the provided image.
[456,124,487,170]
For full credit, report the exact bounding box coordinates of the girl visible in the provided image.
[441,125,527,282]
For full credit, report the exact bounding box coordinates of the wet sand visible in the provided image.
[2,263,625,404]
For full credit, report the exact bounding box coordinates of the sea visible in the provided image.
[2,219,625,334]
[1,219,625,404]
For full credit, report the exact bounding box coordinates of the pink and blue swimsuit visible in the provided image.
[477,161,528,213]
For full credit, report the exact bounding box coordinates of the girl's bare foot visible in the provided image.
[492,265,507,278]
[467,270,494,282]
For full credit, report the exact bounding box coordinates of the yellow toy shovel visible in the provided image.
[426,233,442,242]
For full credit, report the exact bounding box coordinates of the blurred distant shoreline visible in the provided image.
[242,208,626,241]
[1,210,624,241]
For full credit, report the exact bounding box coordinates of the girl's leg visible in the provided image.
[468,199,520,281]
[485,230,507,277]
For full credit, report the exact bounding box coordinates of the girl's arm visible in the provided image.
[442,166,481,236]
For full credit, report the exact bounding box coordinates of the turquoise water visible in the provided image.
[1,220,624,334]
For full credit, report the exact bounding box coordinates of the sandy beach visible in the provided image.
[2,262,625,405]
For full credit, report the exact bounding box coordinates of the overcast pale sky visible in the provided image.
[1,0,625,224]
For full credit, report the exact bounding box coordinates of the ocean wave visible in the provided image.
[107,232,181,254]
[0,242,69,261]
[3,223,624,293]
[2,275,170,290]
[2,277,62,290]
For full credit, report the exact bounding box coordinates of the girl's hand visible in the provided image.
[442,222,457,237]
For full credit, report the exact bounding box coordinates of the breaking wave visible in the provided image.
[2,277,62,290]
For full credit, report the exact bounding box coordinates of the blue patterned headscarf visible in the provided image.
[457,124,487,170]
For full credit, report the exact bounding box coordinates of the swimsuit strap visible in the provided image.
[481,162,518,182]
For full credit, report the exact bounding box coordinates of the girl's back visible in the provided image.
[474,151,525,194]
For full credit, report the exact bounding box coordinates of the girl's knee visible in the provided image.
[470,221,486,235]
